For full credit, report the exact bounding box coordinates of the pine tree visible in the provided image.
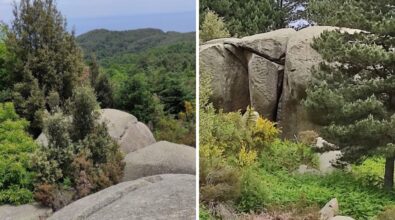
[6,0,84,136]
[117,73,155,123]
[200,10,230,42]
[304,0,395,189]
[200,0,284,37]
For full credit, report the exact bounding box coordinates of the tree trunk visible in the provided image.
[384,157,394,191]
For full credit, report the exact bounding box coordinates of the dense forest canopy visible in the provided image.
[76,29,196,146]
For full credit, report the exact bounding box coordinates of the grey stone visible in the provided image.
[0,203,52,220]
[247,53,283,120]
[329,217,355,220]
[226,28,296,60]
[320,198,339,220]
[48,174,195,220]
[278,26,360,138]
[200,43,250,112]
[123,141,195,181]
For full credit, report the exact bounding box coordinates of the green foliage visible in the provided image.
[88,55,114,108]
[200,10,230,42]
[352,157,387,188]
[0,102,37,205]
[304,0,395,188]
[70,86,99,141]
[117,73,155,123]
[200,158,241,203]
[32,86,124,209]
[200,0,284,37]
[77,30,195,145]
[0,24,10,101]
[307,0,395,34]
[260,139,318,172]
[77,29,194,61]
[6,0,84,136]
[237,167,269,211]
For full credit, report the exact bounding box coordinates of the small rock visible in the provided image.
[329,216,355,220]
[320,198,339,220]
[297,164,320,174]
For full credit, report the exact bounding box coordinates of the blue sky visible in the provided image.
[0,0,196,35]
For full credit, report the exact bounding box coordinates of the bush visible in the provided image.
[200,156,241,203]
[0,102,37,205]
[237,168,269,212]
[352,157,386,188]
[260,139,319,172]
[33,86,124,209]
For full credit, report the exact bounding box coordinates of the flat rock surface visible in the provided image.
[48,174,196,220]
[123,141,196,181]
[0,203,52,220]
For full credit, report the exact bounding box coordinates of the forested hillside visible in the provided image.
[77,29,196,146]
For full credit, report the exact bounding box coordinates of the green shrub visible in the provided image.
[0,102,37,205]
[33,86,124,209]
[237,167,269,212]
[260,139,319,172]
[200,157,241,203]
[352,157,386,188]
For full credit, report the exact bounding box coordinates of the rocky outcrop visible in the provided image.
[200,41,250,112]
[48,174,195,220]
[99,109,156,153]
[36,108,156,154]
[201,26,361,138]
[0,203,52,220]
[123,141,196,181]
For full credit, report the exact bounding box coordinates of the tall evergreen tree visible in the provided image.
[304,0,395,189]
[6,0,84,136]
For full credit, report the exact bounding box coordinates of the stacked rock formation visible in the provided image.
[200,26,360,138]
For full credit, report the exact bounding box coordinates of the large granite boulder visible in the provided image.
[225,28,295,60]
[0,203,52,220]
[48,174,195,220]
[201,26,362,138]
[36,109,156,154]
[123,141,195,181]
[200,42,250,112]
[247,53,283,120]
[278,26,361,138]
